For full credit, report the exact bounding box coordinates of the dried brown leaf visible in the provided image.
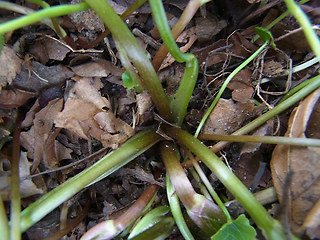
[54,77,132,149]
[195,16,227,42]
[271,88,320,238]
[228,68,254,103]
[0,46,22,91]
[136,91,152,125]
[71,61,110,78]
[42,37,70,61]
[0,89,35,109]
[31,98,64,172]
[202,99,264,135]
[72,77,111,110]
[94,111,134,149]
[13,61,73,92]
[54,98,101,140]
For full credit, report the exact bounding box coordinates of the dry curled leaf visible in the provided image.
[55,77,134,149]
[271,88,320,239]
[20,98,64,172]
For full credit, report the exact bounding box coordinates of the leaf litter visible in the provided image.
[0,0,320,239]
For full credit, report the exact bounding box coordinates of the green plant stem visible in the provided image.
[166,174,195,240]
[160,142,226,236]
[149,0,198,125]
[85,0,148,49]
[183,74,320,169]
[170,57,198,125]
[10,112,23,240]
[164,126,289,240]
[0,2,89,35]
[81,184,158,240]
[225,187,277,217]
[86,0,172,121]
[199,134,320,147]
[194,41,269,137]
[210,74,320,152]
[284,0,320,60]
[190,157,232,221]
[0,1,66,37]
[149,0,192,63]
[152,0,201,71]
[0,196,9,240]
[19,130,161,232]
[280,56,319,76]
[26,0,65,38]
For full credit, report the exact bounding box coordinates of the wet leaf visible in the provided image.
[271,88,320,239]
[211,215,256,240]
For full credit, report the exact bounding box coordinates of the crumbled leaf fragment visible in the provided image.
[211,215,256,240]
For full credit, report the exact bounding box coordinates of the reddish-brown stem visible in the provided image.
[115,184,159,227]
[45,198,90,240]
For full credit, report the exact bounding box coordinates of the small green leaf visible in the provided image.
[254,27,276,49]
[122,70,135,89]
[211,214,256,240]
[129,216,175,240]
[122,70,143,92]
[128,206,170,239]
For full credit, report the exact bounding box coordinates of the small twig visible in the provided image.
[133,28,161,49]
[23,147,109,180]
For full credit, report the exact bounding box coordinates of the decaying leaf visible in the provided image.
[0,152,44,200]
[95,111,134,149]
[202,99,265,135]
[228,68,254,103]
[233,120,274,189]
[29,37,70,64]
[0,46,22,91]
[195,16,227,42]
[20,98,64,172]
[136,91,152,125]
[271,88,320,239]
[0,89,35,109]
[54,98,101,140]
[55,78,134,149]
[12,61,74,92]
